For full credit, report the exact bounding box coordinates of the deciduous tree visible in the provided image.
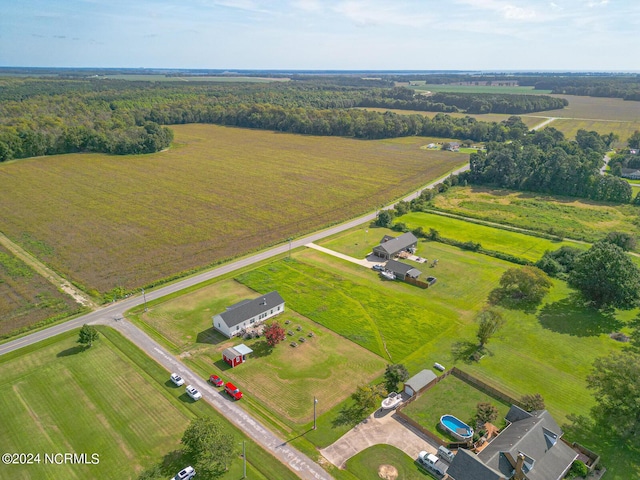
[475,402,499,427]
[475,309,505,349]
[520,393,545,412]
[384,364,409,393]
[78,324,99,347]
[586,352,640,438]
[569,241,640,309]
[181,417,236,478]
[263,321,286,348]
[496,266,552,304]
[352,384,385,412]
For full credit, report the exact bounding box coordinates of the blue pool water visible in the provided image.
[440,414,473,439]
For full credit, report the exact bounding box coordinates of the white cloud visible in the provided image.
[291,0,322,12]
[457,0,539,21]
[587,0,609,7]
[332,1,431,27]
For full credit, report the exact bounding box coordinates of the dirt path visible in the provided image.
[0,231,96,308]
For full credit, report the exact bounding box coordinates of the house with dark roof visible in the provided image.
[373,232,418,260]
[447,406,578,480]
[212,291,285,338]
[385,259,422,281]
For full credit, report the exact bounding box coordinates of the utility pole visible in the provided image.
[313,396,318,430]
[142,288,148,312]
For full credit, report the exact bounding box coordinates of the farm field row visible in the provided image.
[431,185,640,247]
[0,124,465,295]
[549,118,640,145]
[0,244,84,337]
[0,326,299,480]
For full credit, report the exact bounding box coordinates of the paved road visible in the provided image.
[98,317,331,480]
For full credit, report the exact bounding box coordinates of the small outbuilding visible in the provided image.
[403,369,437,397]
[222,343,254,368]
[373,232,418,260]
[385,259,422,280]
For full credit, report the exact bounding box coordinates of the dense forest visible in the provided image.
[467,128,631,203]
[0,78,541,161]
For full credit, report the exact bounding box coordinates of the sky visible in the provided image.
[0,0,639,71]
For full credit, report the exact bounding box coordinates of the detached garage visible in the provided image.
[403,369,437,397]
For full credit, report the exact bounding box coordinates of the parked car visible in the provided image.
[172,465,196,480]
[185,385,202,401]
[224,382,243,400]
[372,264,384,271]
[209,375,224,387]
[170,373,185,386]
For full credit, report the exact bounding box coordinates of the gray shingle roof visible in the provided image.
[218,291,284,328]
[375,232,418,255]
[385,259,422,278]
[478,410,577,480]
[404,369,436,393]
[447,449,506,480]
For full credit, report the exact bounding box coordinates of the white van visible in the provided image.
[438,445,455,463]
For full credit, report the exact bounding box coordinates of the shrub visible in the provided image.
[566,460,589,478]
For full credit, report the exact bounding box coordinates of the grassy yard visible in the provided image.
[345,445,435,480]
[132,277,386,426]
[402,374,511,442]
[0,327,299,480]
[396,211,586,262]
[0,124,465,295]
[237,247,506,362]
[0,244,84,337]
[432,186,640,247]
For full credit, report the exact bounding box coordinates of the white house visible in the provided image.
[212,291,285,338]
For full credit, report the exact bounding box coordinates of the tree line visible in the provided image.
[360,88,568,114]
[0,78,537,161]
[467,128,632,203]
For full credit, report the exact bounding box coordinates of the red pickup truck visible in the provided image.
[224,382,243,400]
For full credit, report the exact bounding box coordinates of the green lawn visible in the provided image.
[402,374,511,442]
[237,247,506,362]
[131,277,386,426]
[397,211,586,262]
[0,327,299,480]
[345,445,435,480]
[432,185,640,247]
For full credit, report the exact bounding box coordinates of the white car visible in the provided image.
[170,373,185,386]
[185,385,202,401]
[173,465,196,480]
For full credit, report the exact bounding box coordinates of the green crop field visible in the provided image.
[396,211,586,262]
[0,244,84,337]
[432,186,640,247]
[0,124,465,296]
[403,374,512,442]
[0,327,299,480]
[411,84,551,95]
[131,277,386,426]
[345,445,434,480]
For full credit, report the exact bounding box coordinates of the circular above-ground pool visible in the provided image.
[440,414,474,441]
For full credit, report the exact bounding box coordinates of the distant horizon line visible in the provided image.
[1,66,639,76]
